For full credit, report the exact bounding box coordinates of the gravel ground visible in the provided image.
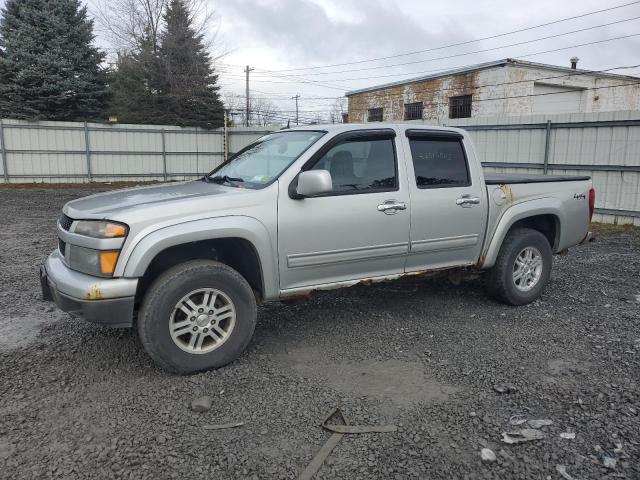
[1,186,639,480]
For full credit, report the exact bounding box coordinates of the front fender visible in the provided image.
[481,198,564,269]
[118,216,278,299]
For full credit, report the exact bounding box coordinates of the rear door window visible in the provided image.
[408,138,470,188]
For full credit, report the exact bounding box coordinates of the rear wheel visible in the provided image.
[138,260,257,374]
[485,228,552,305]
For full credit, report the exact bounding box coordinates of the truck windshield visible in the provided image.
[205,130,325,188]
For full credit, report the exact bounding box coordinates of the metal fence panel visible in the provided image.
[1,115,638,224]
[423,111,640,225]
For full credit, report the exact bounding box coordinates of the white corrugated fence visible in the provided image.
[420,111,640,225]
[0,119,275,183]
[1,112,639,225]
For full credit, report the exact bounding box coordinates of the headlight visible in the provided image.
[68,220,127,277]
[74,221,128,238]
[68,246,120,277]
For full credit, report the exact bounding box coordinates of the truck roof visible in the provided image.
[286,123,464,134]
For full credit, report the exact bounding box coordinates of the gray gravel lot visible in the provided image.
[1,186,639,479]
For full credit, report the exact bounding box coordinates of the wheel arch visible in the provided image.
[120,216,278,301]
[481,200,563,269]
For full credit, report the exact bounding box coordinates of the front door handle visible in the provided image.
[456,196,480,207]
[377,200,407,214]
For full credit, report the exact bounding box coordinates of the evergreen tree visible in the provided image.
[0,0,108,121]
[107,32,162,124]
[156,0,224,128]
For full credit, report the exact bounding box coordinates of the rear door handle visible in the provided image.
[456,196,480,207]
[377,200,407,214]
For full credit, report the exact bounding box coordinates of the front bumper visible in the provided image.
[41,250,138,328]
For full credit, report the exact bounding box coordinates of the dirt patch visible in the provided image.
[273,348,458,415]
[547,358,591,376]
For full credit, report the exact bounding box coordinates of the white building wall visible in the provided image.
[347,64,640,120]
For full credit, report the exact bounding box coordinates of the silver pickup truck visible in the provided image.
[41,124,594,373]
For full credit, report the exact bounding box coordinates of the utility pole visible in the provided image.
[244,65,254,127]
[291,94,300,125]
[223,110,229,163]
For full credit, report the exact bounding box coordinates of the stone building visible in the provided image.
[345,58,640,122]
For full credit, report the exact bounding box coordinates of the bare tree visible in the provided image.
[223,92,282,127]
[307,112,324,125]
[185,0,225,56]
[93,0,167,54]
[251,96,281,126]
[330,97,347,123]
[222,91,244,125]
[93,0,225,59]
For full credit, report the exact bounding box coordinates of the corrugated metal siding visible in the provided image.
[429,111,640,225]
[0,120,276,184]
[1,116,638,225]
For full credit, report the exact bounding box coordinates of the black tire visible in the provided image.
[485,228,552,306]
[138,260,257,374]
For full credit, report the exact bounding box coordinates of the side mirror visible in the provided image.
[296,170,332,197]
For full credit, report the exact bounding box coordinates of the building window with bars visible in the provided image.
[367,107,383,122]
[449,95,472,119]
[404,102,423,120]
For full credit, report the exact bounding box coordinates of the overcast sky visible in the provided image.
[211,0,640,114]
[1,0,639,121]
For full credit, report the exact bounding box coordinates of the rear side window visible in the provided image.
[408,138,470,188]
[310,137,397,193]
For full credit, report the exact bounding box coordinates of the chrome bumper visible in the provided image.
[41,250,138,328]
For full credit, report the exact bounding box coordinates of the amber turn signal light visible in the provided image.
[104,223,127,238]
[99,251,120,275]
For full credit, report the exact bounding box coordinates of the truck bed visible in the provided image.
[484,173,591,185]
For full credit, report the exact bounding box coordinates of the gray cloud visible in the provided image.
[219,0,474,67]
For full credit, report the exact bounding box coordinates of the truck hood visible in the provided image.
[63,180,257,219]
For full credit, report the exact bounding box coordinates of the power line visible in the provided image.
[252,16,640,77]
[221,65,640,114]
[250,33,640,90]
[282,63,640,101]
[221,33,640,91]
[232,74,640,118]
[234,89,342,100]
[229,33,640,89]
[221,64,640,117]
[227,108,324,124]
[220,75,348,90]
[221,72,348,90]
[253,0,640,73]
[356,64,640,98]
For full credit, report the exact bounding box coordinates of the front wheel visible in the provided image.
[138,260,257,374]
[485,228,553,305]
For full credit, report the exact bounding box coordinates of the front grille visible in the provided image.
[59,213,73,231]
[58,238,66,255]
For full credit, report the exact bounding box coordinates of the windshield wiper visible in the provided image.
[206,175,245,185]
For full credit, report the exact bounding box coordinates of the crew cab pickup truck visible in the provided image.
[41,124,595,373]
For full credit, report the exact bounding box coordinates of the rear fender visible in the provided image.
[481,198,564,269]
